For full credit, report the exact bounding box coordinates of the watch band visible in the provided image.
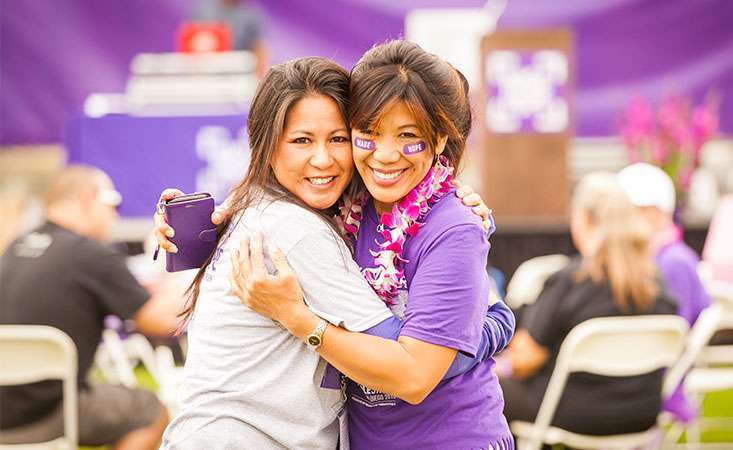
[306,319,328,350]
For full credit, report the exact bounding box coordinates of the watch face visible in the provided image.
[308,335,321,346]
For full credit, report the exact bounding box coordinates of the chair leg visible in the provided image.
[686,419,701,447]
[660,422,684,449]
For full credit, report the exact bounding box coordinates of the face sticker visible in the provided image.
[402,141,427,155]
[354,137,376,151]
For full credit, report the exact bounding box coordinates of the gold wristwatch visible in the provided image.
[306,319,328,351]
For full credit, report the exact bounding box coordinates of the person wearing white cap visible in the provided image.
[617,162,711,423]
[0,165,178,449]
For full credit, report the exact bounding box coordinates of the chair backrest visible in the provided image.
[663,304,723,396]
[695,280,733,366]
[505,254,569,309]
[0,325,78,448]
[528,315,688,447]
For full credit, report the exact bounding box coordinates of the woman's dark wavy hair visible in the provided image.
[179,57,351,327]
[349,39,472,170]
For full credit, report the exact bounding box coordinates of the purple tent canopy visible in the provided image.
[1,0,731,145]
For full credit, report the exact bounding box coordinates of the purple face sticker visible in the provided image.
[354,137,376,151]
[402,141,427,155]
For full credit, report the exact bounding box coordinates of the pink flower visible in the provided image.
[404,204,420,219]
[692,102,719,149]
[385,241,402,253]
[651,136,670,163]
[620,92,718,197]
[380,213,396,228]
[621,96,654,148]
[405,223,421,236]
[405,190,419,203]
[679,166,694,190]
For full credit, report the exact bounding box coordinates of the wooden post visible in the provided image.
[479,29,575,222]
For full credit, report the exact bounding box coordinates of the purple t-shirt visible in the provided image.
[658,238,712,423]
[656,239,711,325]
[347,192,512,450]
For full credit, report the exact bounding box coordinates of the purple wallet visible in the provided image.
[164,192,218,272]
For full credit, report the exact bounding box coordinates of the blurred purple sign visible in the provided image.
[66,113,249,217]
[485,50,569,134]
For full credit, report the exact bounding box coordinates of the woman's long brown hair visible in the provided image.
[178,57,351,327]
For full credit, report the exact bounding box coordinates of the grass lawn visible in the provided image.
[698,386,733,443]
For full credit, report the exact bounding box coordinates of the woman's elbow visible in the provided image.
[398,376,436,405]
[400,385,430,405]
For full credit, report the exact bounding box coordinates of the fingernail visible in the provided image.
[166,229,174,238]
[171,245,178,253]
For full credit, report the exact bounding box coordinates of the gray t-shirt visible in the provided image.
[161,198,392,450]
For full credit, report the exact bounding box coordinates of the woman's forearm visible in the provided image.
[282,307,455,404]
[507,329,549,379]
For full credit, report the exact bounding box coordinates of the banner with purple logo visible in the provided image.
[66,113,249,217]
[486,50,570,134]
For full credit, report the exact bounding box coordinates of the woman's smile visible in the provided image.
[369,167,407,186]
[271,94,354,210]
[352,101,443,214]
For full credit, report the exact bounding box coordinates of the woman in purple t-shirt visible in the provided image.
[235,40,514,449]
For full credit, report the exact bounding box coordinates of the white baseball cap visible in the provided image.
[97,187,122,207]
[617,162,676,213]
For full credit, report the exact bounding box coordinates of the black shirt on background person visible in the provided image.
[0,221,149,429]
[501,257,677,435]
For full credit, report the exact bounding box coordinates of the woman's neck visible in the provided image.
[373,199,394,215]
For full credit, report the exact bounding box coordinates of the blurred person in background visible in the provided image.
[192,0,268,76]
[0,165,178,449]
[617,162,711,326]
[497,172,677,437]
[618,162,711,423]
[0,179,29,254]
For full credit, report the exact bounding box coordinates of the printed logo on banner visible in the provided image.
[196,126,250,200]
[485,50,569,134]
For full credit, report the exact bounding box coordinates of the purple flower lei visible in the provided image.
[338,155,454,305]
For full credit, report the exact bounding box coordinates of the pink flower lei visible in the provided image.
[337,155,454,305]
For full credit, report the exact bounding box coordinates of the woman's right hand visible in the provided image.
[153,188,231,254]
[230,233,309,328]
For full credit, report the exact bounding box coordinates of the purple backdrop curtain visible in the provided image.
[1,0,731,145]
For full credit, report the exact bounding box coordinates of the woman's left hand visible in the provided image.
[452,179,493,232]
[230,233,307,326]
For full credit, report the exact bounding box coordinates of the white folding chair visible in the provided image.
[511,315,688,450]
[0,325,78,450]
[154,345,185,416]
[95,327,184,415]
[95,324,163,388]
[505,254,569,310]
[678,282,733,446]
[659,304,724,447]
[94,328,138,387]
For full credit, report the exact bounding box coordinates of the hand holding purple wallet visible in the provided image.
[153,192,219,272]
[154,188,232,247]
